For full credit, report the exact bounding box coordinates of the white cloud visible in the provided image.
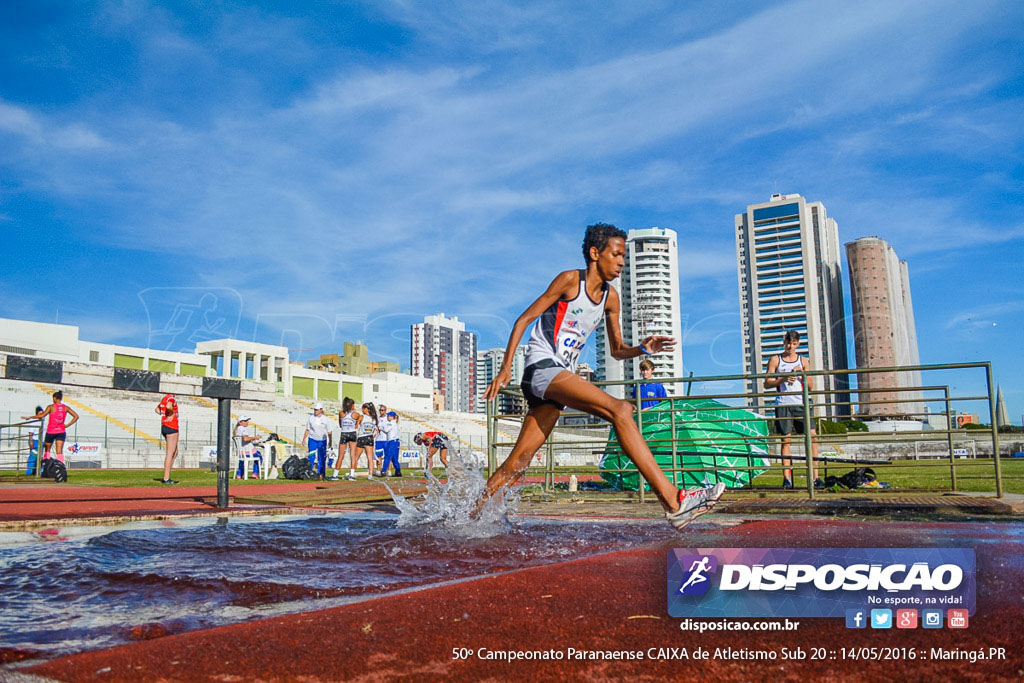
[0,99,110,151]
[2,0,1022,368]
[944,301,1024,331]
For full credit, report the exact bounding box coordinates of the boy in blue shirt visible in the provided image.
[631,359,668,409]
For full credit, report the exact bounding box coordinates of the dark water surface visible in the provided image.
[0,512,670,659]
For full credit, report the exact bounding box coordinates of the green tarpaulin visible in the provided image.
[600,397,770,490]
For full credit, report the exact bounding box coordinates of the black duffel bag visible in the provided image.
[41,458,69,483]
[281,455,318,480]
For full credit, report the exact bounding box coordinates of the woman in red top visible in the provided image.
[156,393,180,485]
[23,391,78,463]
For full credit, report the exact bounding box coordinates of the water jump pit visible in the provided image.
[1,459,1021,680]
[0,459,682,666]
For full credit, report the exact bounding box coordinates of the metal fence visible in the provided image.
[0,418,44,477]
[0,413,489,472]
[486,361,1016,500]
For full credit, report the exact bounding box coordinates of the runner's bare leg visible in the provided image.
[482,371,679,513]
[481,403,561,502]
[543,371,678,511]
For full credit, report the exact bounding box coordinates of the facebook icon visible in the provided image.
[845,609,867,629]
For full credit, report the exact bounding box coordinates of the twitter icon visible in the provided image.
[870,609,892,629]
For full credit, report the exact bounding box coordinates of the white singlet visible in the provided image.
[775,355,805,406]
[524,270,609,372]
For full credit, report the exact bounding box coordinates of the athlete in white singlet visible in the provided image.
[521,269,608,409]
[764,330,821,488]
[478,223,725,531]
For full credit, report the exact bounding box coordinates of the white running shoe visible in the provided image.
[665,482,726,531]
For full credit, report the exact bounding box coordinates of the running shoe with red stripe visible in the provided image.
[665,482,726,530]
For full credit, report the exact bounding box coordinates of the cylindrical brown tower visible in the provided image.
[846,237,922,418]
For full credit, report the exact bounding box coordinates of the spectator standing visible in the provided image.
[156,393,180,484]
[380,411,402,477]
[25,406,43,475]
[374,403,390,477]
[764,330,821,489]
[630,359,668,410]
[338,398,359,481]
[355,403,379,478]
[302,403,333,480]
[23,391,78,464]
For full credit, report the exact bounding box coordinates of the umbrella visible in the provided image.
[600,397,770,490]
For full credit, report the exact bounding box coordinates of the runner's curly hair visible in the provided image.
[582,223,627,263]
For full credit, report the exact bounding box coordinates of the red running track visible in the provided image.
[0,482,332,522]
[23,518,1024,681]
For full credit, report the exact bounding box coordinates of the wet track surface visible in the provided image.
[0,512,674,660]
[13,516,1024,681]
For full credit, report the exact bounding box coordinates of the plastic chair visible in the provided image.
[233,435,260,479]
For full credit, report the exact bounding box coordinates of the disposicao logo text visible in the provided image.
[667,548,975,618]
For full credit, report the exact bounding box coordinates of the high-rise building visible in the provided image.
[846,236,922,418]
[735,194,850,415]
[410,313,477,413]
[476,345,527,414]
[596,227,684,398]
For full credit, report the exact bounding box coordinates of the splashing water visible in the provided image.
[384,454,518,538]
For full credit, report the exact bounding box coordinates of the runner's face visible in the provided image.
[593,237,626,281]
[784,339,799,355]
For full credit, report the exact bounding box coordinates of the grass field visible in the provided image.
[542,459,1024,495]
[3,459,1021,494]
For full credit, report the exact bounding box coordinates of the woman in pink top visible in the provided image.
[22,391,79,463]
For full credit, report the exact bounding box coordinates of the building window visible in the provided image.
[90,351,99,362]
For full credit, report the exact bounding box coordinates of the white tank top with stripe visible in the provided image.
[340,411,357,431]
[525,270,609,372]
[358,415,377,438]
[775,355,805,406]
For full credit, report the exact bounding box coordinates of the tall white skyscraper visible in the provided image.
[596,227,684,397]
[735,194,850,415]
[476,345,526,414]
[411,313,477,413]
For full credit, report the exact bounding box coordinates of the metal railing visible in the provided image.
[0,417,45,477]
[0,413,488,471]
[486,361,1014,500]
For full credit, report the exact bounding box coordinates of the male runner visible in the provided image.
[478,223,724,529]
[764,329,821,488]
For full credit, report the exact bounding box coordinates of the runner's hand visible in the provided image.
[483,366,512,401]
[640,335,676,354]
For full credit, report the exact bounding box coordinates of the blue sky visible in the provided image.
[1,0,1022,421]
